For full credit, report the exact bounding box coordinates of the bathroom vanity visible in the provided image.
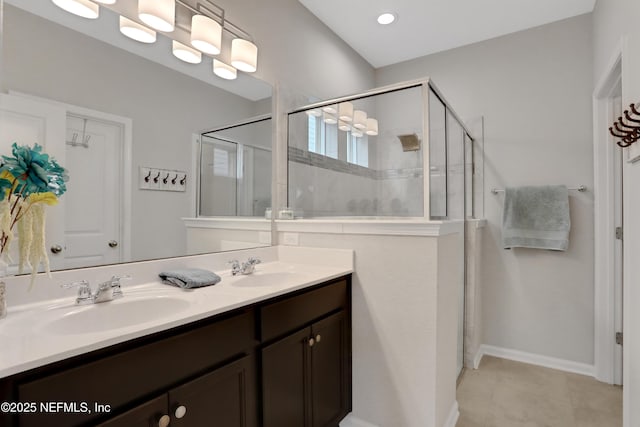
[0,250,353,427]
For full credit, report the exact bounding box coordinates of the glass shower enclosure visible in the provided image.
[199,115,272,217]
[287,79,483,220]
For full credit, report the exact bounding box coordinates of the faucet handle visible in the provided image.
[61,280,92,302]
[107,275,131,298]
[247,257,261,265]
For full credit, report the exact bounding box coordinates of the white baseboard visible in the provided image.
[443,401,460,427]
[479,344,595,377]
[339,413,380,427]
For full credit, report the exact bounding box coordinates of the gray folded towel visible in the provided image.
[502,185,570,251]
[159,268,221,289]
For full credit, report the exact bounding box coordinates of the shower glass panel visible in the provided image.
[465,133,474,218]
[287,80,482,220]
[446,111,465,220]
[288,85,424,217]
[199,117,272,217]
[429,91,447,219]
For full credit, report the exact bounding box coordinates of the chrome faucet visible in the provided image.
[62,275,131,305]
[228,257,261,276]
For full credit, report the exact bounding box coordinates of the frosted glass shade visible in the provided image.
[339,121,351,131]
[172,41,202,64]
[120,17,156,43]
[213,60,237,80]
[191,15,222,55]
[352,129,364,138]
[338,102,354,122]
[51,0,99,19]
[323,112,337,125]
[365,118,379,136]
[353,110,367,129]
[323,105,337,114]
[231,39,258,72]
[305,109,322,117]
[139,0,175,32]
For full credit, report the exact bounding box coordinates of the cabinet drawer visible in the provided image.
[17,310,255,427]
[261,280,347,342]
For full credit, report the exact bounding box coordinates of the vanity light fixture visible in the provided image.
[305,109,322,117]
[213,59,237,80]
[365,118,379,136]
[323,112,338,125]
[377,12,396,25]
[339,121,351,132]
[353,110,368,129]
[172,40,202,64]
[231,39,258,73]
[51,0,99,19]
[352,129,364,138]
[119,16,156,43]
[54,0,260,78]
[191,14,222,55]
[138,0,176,32]
[338,102,354,122]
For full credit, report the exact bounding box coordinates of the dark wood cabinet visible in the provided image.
[0,276,351,427]
[262,310,350,427]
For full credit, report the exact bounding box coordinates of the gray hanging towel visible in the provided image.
[502,185,570,251]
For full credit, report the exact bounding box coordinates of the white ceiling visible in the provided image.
[299,0,596,68]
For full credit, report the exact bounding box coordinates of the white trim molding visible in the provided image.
[592,36,626,385]
[478,345,595,377]
[275,219,464,237]
[443,401,460,427]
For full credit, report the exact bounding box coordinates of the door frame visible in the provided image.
[9,91,133,263]
[592,38,626,385]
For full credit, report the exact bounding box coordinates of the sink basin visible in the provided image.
[231,271,304,288]
[41,297,191,335]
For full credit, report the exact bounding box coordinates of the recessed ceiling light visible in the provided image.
[377,13,396,25]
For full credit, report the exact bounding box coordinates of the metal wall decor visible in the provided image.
[609,102,640,148]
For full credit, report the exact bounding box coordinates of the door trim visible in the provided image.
[592,37,626,385]
[8,91,133,263]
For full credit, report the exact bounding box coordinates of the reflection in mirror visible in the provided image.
[288,85,425,218]
[1,1,272,273]
[199,116,272,217]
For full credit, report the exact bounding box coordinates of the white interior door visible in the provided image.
[0,94,66,272]
[63,115,122,269]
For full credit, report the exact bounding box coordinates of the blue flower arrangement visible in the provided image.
[0,143,69,284]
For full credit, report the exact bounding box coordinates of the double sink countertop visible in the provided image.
[0,246,354,378]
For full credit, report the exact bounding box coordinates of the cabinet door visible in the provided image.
[95,395,168,427]
[169,355,257,427]
[311,311,349,427]
[262,327,312,427]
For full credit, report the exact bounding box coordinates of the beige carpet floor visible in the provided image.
[456,356,622,427]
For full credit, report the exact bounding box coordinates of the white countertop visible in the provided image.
[0,251,353,379]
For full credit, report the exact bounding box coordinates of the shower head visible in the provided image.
[397,133,421,152]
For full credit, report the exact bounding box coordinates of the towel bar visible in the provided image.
[491,185,587,195]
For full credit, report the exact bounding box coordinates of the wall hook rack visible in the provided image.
[609,102,640,148]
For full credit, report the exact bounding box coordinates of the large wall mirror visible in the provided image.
[0,0,273,273]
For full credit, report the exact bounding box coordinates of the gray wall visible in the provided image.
[377,14,595,364]
[212,0,375,100]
